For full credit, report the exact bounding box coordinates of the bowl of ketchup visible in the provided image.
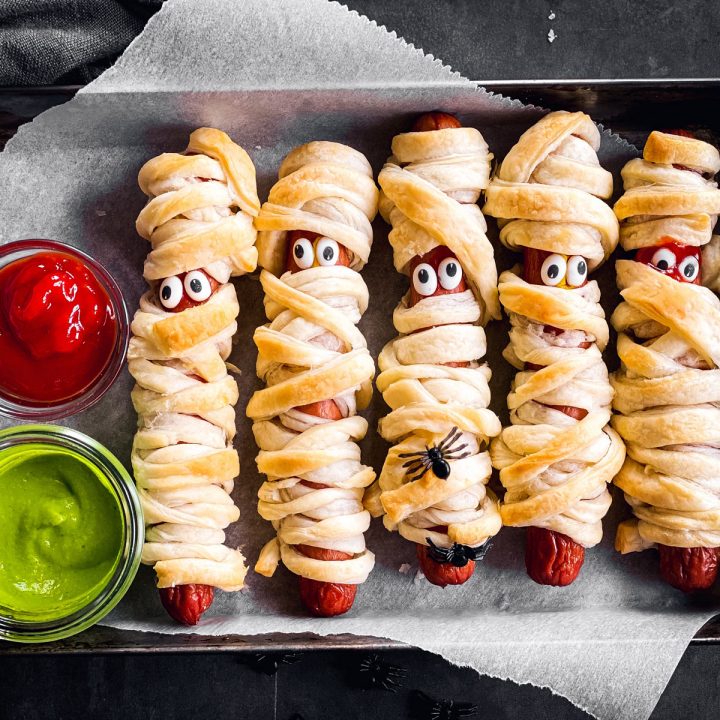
[0,240,129,420]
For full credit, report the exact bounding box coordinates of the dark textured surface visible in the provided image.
[0,646,718,719]
[2,2,720,719]
[345,0,720,81]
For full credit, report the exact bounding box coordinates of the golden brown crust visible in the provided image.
[129,127,257,591]
[249,141,378,585]
[612,131,720,553]
[484,111,618,269]
[486,111,622,548]
[370,121,502,553]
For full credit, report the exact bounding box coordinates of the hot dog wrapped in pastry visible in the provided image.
[129,127,259,624]
[611,130,720,591]
[247,141,379,616]
[484,111,625,586]
[366,112,503,588]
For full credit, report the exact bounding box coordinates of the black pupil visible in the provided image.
[323,246,334,261]
[446,262,457,277]
[684,261,695,277]
[294,243,305,258]
[547,264,559,279]
[190,278,203,293]
[577,260,586,275]
[161,285,172,300]
[657,259,669,270]
[418,268,429,284]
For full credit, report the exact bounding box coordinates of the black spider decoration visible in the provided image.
[241,651,301,675]
[398,427,470,482]
[426,538,493,568]
[409,689,478,720]
[353,653,408,692]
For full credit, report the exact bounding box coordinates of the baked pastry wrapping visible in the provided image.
[366,112,503,588]
[484,111,625,586]
[129,127,258,623]
[247,140,379,616]
[611,129,720,591]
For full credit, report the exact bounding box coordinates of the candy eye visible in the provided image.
[159,276,183,310]
[566,255,588,287]
[184,270,212,302]
[292,237,314,269]
[651,247,676,271]
[678,255,700,282]
[412,263,438,297]
[315,237,340,266]
[540,254,567,286]
[437,256,463,290]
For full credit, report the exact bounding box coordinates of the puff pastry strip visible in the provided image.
[248,141,378,610]
[129,128,258,611]
[367,113,502,586]
[484,111,624,584]
[611,132,720,586]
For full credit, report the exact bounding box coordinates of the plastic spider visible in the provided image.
[242,651,301,675]
[354,653,408,692]
[426,538,493,567]
[409,690,478,720]
[398,427,470,482]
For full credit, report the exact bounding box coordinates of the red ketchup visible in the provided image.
[0,251,118,404]
[284,229,358,617]
[521,247,589,586]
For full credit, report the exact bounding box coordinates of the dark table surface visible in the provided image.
[2,2,720,719]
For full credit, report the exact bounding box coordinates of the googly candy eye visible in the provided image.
[159,275,184,310]
[184,270,213,302]
[315,237,340,266]
[412,263,438,296]
[650,247,677,272]
[566,255,588,287]
[540,254,567,286]
[292,237,314,269]
[437,256,463,290]
[677,254,700,282]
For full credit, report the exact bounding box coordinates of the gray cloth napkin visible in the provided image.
[0,0,162,86]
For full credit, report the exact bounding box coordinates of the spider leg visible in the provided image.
[444,434,468,453]
[406,464,432,482]
[398,449,424,459]
[444,443,468,458]
[437,426,460,452]
[444,449,471,461]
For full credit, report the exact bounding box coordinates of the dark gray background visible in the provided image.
[1,1,719,719]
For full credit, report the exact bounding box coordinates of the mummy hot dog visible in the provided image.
[129,127,259,624]
[367,112,503,588]
[612,130,720,592]
[484,111,625,586]
[247,141,378,617]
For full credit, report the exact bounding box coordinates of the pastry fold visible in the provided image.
[249,141,379,585]
[368,122,503,552]
[129,127,258,591]
[484,111,624,548]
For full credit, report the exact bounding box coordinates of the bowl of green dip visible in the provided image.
[0,425,143,643]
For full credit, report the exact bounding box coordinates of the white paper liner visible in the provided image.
[0,2,717,719]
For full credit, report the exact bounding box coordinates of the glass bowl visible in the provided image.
[0,424,143,643]
[0,239,129,421]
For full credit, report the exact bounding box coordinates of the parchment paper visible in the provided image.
[1,1,718,719]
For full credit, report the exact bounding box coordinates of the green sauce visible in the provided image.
[0,444,124,621]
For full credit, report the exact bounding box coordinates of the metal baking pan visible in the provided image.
[1,79,719,654]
